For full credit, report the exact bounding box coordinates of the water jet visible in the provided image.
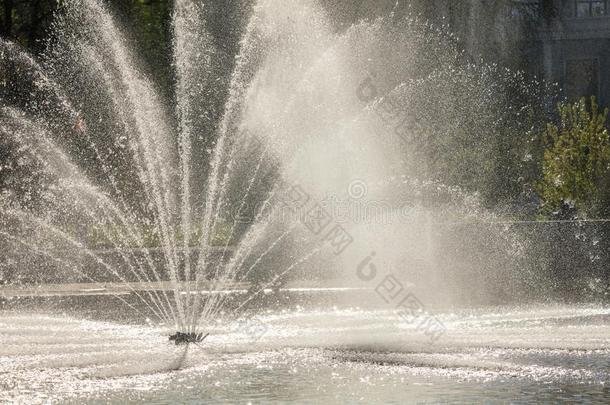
[0,0,608,403]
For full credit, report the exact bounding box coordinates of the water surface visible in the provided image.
[1,304,608,403]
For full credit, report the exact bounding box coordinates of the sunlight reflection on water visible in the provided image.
[1,305,609,403]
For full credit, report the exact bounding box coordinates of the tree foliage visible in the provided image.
[536,97,610,216]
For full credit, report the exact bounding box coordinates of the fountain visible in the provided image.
[1,0,608,403]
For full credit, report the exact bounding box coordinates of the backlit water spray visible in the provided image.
[0,0,608,402]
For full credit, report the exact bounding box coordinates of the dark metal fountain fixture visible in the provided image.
[169,332,209,345]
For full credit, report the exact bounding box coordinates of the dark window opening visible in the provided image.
[575,0,607,17]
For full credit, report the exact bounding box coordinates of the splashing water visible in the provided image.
[2,2,610,403]
[0,0,576,344]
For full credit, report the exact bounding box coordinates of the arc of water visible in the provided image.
[184,0,384,330]
[193,186,303,329]
[114,74,184,327]
[5,208,170,324]
[193,141,276,329]
[193,10,362,330]
[0,38,76,121]
[192,1,269,293]
[172,0,217,328]
[206,246,323,326]
[56,47,185,326]
[75,45,184,329]
[208,139,273,280]
[221,188,280,274]
[63,0,185,328]
[0,231,153,323]
[84,201,175,325]
[200,225,298,325]
[188,178,283,332]
[1,110,178,326]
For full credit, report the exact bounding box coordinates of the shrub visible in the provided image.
[536,97,610,216]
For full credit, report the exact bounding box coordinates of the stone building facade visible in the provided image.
[537,0,610,106]
[342,0,609,106]
[411,0,610,106]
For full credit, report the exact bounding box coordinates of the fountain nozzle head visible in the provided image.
[169,332,209,345]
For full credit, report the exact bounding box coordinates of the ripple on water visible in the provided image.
[1,307,609,404]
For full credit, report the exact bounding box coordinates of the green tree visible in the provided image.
[536,97,610,216]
